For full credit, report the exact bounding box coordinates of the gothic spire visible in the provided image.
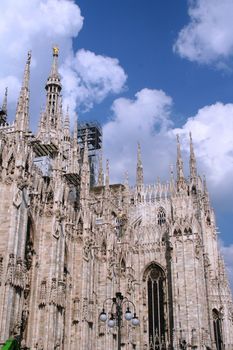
[67,117,79,174]
[72,116,78,147]
[15,51,31,132]
[136,142,144,188]
[203,174,210,209]
[170,164,175,194]
[0,87,8,125]
[43,47,62,135]
[189,132,197,180]
[48,46,60,82]
[80,130,90,201]
[63,106,71,141]
[57,97,63,139]
[176,134,185,181]
[2,87,7,115]
[83,130,89,167]
[123,170,130,206]
[105,159,110,189]
[97,151,104,186]
[62,106,70,143]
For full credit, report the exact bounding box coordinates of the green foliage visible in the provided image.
[1,339,20,350]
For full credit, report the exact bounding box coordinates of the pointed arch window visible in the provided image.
[120,257,126,274]
[174,229,182,236]
[145,264,167,349]
[212,309,223,350]
[157,207,166,226]
[101,239,106,256]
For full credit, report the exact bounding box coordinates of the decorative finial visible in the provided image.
[27,51,32,63]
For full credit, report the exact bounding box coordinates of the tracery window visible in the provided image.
[213,309,223,350]
[146,265,167,350]
[157,207,166,226]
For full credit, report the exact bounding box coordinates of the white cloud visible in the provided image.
[174,102,233,209]
[0,0,126,128]
[221,244,233,292]
[174,0,233,66]
[103,92,233,212]
[0,0,83,126]
[61,49,127,114]
[174,102,233,184]
[103,88,174,183]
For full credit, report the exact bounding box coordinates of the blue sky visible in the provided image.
[0,0,232,288]
[75,0,233,246]
[75,0,233,123]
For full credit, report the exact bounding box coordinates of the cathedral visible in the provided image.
[0,48,232,350]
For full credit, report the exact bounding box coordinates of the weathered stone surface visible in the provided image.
[0,50,232,350]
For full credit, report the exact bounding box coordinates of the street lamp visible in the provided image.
[99,292,140,350]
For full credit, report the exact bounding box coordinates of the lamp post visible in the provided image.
[99,292,140,350]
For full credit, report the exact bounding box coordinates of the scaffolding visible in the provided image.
[78,121,102,152]
[77,121,102,186]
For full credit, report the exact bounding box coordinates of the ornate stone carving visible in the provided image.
[13,188,22,208]
[49,278,57,305]
[25,240,33,270]
[39,280,47,306]
[6,253,15,286]
[72,297,80,324]
[57,280,66,308]
[83,237,94,261]
[82,297,88,321]
[107,248,117,280]
[14,257,24,289]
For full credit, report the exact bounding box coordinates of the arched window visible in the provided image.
[157,207,166,226]
[184,228,192,235]
[191,185,197,195]
[213,309,223,350]
[101,240,106,256]
[174,229,182,236]
[146,265,166,349]
[120,258,126,274]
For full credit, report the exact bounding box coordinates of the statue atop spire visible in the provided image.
[0,87,8,126]
[49,46,60,79]
[136,142,144,189]
[15,51,31,132]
